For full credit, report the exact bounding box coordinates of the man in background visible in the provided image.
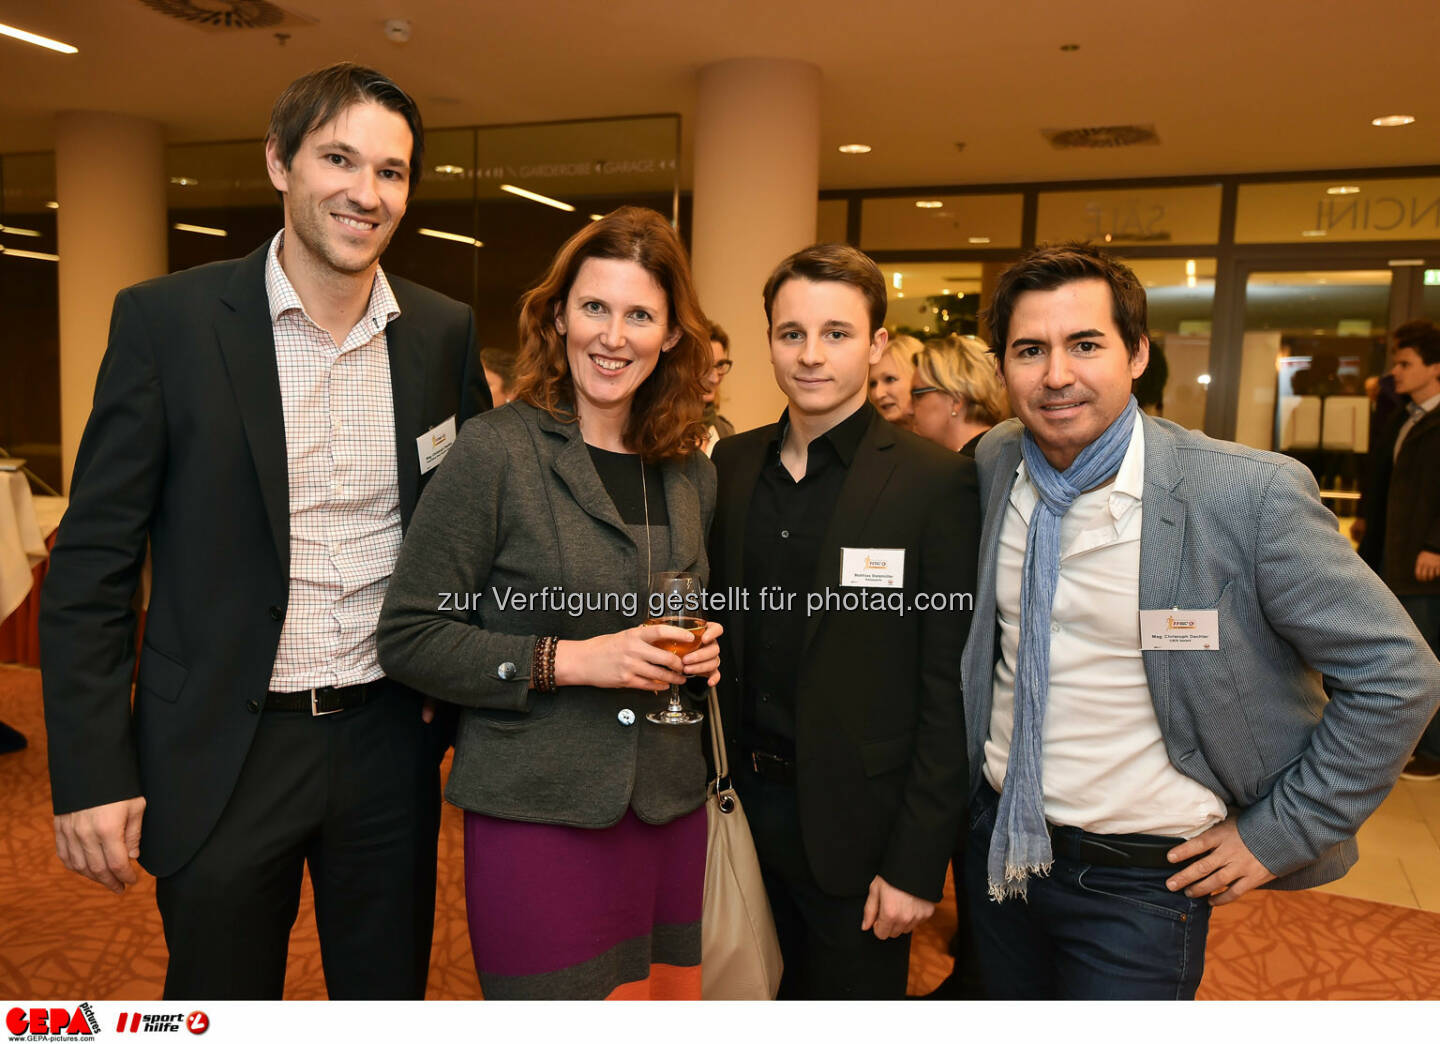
[702,320,736,455]
[1358,319,1440,780]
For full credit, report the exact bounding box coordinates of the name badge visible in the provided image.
[840,547,905,588]
[416,415,457,475]
[1139,609,1220,650]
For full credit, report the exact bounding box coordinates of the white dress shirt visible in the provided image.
[264,232,402,691]
[984,416,1227,837]
[1394,391,1440,461]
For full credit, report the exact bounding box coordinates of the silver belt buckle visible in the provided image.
[310,688,343,717]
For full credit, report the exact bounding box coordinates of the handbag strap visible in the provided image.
[706,686,730,786]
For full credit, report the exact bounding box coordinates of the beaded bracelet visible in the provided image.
[531,635,558,693]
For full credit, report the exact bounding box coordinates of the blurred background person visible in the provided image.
[869,333,921,430]
[378,206,722,999]
[701,320,736,455]
[480,346,518,405]
[911,334,1008,456]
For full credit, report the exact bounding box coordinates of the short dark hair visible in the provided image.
[982,242,1149,369]
[762,243,887,335]
[266,62,424,195]
[707,320,730,354]
[1395,319,1440,366]
[480,346,517,386]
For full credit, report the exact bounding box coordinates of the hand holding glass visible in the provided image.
[644,571,705,725]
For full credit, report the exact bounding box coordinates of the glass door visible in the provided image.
[1233,266,1395,528]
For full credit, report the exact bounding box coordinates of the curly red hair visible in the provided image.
[513,206,710,460]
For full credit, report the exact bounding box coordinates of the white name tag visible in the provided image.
[840,547,905,588]
[416,415,457,475]
[1139,609,1220,650]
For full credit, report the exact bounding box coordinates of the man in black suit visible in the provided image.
[1359,320,1440,780]
[40,63,490,999]
[708,244,978,998]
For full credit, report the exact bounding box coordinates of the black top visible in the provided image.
[741,401,873,754]
[587,445,669,526]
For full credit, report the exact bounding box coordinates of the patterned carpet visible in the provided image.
[2,664,1437,1000]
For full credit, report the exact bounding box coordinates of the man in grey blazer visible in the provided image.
[961,243,1440,1000]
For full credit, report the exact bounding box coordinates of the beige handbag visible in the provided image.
[701,687,784,1000]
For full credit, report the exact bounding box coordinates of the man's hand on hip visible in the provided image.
[54,796,146,895]
[860,874,935,940]
[1164,817,1275,906]
[1415,550,1440,583]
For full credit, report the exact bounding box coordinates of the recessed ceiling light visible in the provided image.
[172,223,227,238]
[1197,374,1212,385]
[942,289,952,295]
[169,177,198,187]
[499,183,575,212]
[1371,114,1415,127]
[837,143,872,154]
[0,22,78,54]
[896,292,905,299]
[915,200,943,209]
[418,228,484,247]
[433,164,466,176]
[967,236,991,245]
[1326,185,1361,195]
[1300,229,1328,237]
[45,201,59,209]
[589,214,604,222]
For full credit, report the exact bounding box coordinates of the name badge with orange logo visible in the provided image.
[416,415,458,475]
[1138,609,1220,650]
[840,547,905,589]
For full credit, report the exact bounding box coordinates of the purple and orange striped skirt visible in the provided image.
[463,805,706,999]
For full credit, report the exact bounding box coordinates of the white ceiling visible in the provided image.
[1,0,1437,189]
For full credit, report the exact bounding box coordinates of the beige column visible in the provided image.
[55,111,167,491]
[690,58,821,434]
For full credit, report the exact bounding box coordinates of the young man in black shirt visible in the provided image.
[707,244,979,998]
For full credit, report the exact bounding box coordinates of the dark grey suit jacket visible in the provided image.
[40,240,489,876]
[1361,405,1440,597]
[377,400,717,827]
[962,414,1440,888]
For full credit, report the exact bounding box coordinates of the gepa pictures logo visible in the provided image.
[6,1004,100,1039]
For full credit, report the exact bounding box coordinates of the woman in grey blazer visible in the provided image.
[378,207,720,999]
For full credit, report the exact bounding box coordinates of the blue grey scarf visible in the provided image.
[987,395,1140,900]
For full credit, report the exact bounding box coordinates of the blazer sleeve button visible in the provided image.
[245,698,261,714]
[497,661,516,681]
[268,605,284,621]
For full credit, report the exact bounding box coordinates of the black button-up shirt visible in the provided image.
[741,401,873,755]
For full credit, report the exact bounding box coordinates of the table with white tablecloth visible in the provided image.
[1,482,66,667]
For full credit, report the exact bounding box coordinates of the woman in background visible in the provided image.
[910,334,1008,456]
[378,207,720,1000]
[868,333,922,430]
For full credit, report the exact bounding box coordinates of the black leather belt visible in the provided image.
[979,785,1192,871]
[743,749,796,785]
[1048,825,1192,871]
[264,681,383,716]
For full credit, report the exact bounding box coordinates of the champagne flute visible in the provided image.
[644,570,705,725]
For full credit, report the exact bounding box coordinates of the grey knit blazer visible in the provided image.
[378,400,716,827]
